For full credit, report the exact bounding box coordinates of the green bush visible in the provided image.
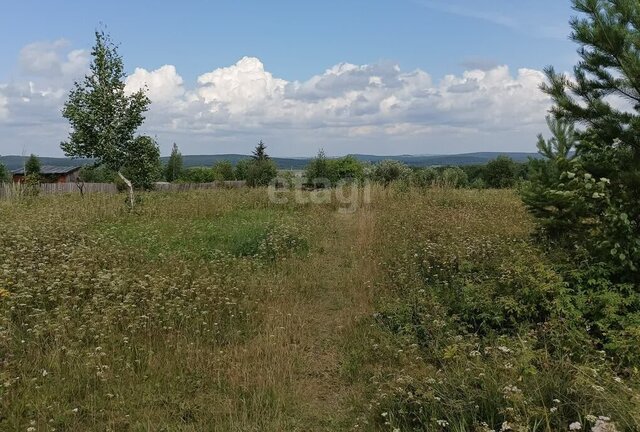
[484,156,518,188]
[212,160,235,181]
[411,168,438,187]
[0,161,9,183]
[180,167,217,183]
[371,160,411,187]
[436,166,468,188]
[246,159,277,187]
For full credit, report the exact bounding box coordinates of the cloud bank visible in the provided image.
[0,40,552,156]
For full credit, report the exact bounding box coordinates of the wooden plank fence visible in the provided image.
[0,181,246,199]
[153,181,246,191]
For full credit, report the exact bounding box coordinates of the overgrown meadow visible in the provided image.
[1,187,638,431]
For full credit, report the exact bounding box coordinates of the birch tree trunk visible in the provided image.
[117,171,135,209]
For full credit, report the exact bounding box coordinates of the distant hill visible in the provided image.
[1,152,542,171]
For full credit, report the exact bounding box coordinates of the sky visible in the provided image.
[0,0,578,157]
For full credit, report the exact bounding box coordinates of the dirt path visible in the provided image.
[225,207,378,431]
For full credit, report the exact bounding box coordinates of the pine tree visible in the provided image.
[246,141,277,187]
[165,143,184,182]
[537,0,640,275]
[25,154,41,176]
[251,140,269,161]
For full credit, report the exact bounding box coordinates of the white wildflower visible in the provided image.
[500,421,513,431]
[569,422,582,430]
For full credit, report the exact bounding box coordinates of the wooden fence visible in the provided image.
[0,181,247,199]
[153,181,246,191]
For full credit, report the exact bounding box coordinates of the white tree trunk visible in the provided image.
[117,171,135,209]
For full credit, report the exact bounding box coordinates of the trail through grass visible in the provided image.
[1,188,639,431]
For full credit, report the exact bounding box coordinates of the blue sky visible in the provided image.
[0,0,578,156]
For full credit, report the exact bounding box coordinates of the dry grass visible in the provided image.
[1,187,638,431]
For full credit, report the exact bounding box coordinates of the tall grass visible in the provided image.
[0,187,638,431]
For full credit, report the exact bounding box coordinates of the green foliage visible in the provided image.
[212,160,235,181]
[532,0,640,280]
[305,150,334,187]
[251,140,269,161]
[484,156,518,188]
[305,151,364,187]
[234,159,251,180]
[523,0,640,366]
[279,171,296,189]
[120,136,161,190]
[344,189,640,431]
[246,159,278,187]
[537,115,576,160]
[25,154,41,176]
[164,143,183,182]
[246,142,277,187]
[437,166,468,188]
[179,167,217,183]
[331,155,364,182]
[410,167,438,187]
[78,165,117,183]
[0,161,9,183]
[371,159,411,186]
[23,174,41,196]
[61,30,151,177]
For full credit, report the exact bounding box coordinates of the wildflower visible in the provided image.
[586,415,598,423]
[381,412,388,418]
[436,419,449,427]
[500,421,513,431]
[569,422,582,430]
[41,369,48,377]
[497,346,511,354]
[550,407,558,413]
[591,417,617,432]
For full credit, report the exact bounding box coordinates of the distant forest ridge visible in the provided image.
[0,152,543,171]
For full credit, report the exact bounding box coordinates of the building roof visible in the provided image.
[12,165,82,175]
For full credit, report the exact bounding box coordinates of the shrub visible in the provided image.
[305,150,335,187]
[234,159,251,181]
[180,167,217,183]
[436,166,468,188]
[0,161,9,183]
[246,159,278,187]
[411,168,438,187]
[212,160,235,181]
[372,160,411,186]
[484,156,518,188]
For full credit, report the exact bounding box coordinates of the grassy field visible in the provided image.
[1,187,639,431]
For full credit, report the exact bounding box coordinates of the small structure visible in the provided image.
[12,166,82,184]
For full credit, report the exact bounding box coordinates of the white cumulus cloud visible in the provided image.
[197,57,287,114]
[125,65,185,103]
[0,39,554,156]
